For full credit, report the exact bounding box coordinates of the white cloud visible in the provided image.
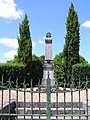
[32,41,36,48]
[38,36,45,44]
[0,38,18,48]
[0,59,7,63]
[82,21,90,28]
[38,39,44,44]
[4,50,17,60]
[0,38,36,49]
[0,0,23,20]
[0,38,36,62]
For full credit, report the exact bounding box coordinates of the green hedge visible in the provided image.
[0,61,43,87]
[0,63,27,87]
[32,60,43,86]
[72,64,90,88]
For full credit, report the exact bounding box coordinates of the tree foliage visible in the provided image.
[6,15,44,86]
[53,52,64,85]
[63,3,80,85]
[17,14,32,81]
[0,63,25,87]
[5,54,44,87]
[17,14,32,65]
[53,52,88,86]
[32,54,44,86]
[72,64,90,88]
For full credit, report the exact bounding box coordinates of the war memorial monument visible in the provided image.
[41,32,55,87]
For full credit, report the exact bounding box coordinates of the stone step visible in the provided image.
[16,116,87,120]
[18,102,83,108]
[16,107,85,114]
[15,101,87,120]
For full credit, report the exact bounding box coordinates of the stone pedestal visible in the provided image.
[42,61,55,87]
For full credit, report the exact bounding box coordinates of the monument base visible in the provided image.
[41,61,55,88]
[41,78,55,87]
[35,86,63,93]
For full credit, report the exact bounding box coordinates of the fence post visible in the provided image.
[46,71,51,120]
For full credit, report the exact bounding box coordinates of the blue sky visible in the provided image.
[0,0,90,63]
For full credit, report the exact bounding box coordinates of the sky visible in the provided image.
[0,0,90,63]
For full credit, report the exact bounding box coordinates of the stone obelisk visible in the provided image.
[41,32,55,87]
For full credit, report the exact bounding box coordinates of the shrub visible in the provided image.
[0,63,26,87]
[72,64,90,88]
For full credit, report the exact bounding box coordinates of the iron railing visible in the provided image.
[0,72,90,120]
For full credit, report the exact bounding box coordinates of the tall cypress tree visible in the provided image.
[17,14,32,81]
[63,3,80,85]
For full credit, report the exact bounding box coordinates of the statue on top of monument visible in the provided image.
[46,32,51,38]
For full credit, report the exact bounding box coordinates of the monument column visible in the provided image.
[41,32,55,87]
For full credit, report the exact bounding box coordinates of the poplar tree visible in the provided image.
[17,14,32,81]
[63,3,80,85]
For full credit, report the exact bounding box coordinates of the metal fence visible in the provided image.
[0,72,90,120]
